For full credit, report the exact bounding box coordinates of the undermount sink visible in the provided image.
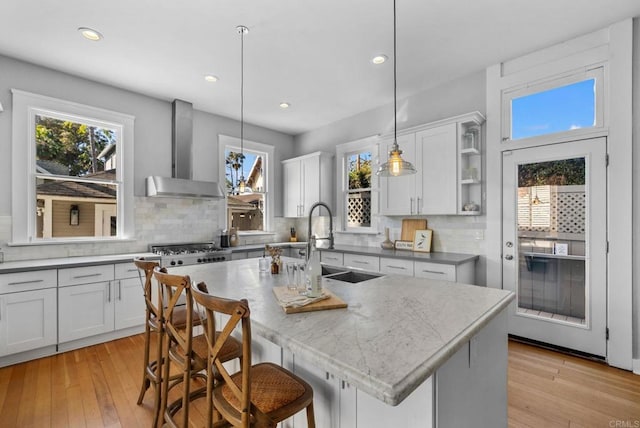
[321,265,384,284]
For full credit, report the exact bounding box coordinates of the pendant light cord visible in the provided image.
[240,27,245,175]
[393,0,397,148]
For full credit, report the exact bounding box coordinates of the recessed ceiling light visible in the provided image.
[78,27,103,41]
[204,75,219,83]
[372,54,387,65]
[279,102,290,109]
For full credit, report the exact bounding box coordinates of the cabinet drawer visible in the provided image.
[0,269,57,294]
[115,262,143,280]
[246,250,264,259]
[59,264,114,287]
[343,254,379,272]
[379,258,414,276]
[414,261,456,281]
[320,251,344,266]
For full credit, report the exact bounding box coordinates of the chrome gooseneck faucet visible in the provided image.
[307,201,334,262]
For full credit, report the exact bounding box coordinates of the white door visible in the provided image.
[502,138,607,357]
[94,203,117,236]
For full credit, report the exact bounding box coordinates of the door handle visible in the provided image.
[504,255,514,260]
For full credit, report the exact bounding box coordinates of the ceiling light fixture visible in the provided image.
[377,0,416,177]
[279,102,290,109]
[204,75,218,83]
[372,54,388,65]
[237,25,249,194]
[77,27,103,41]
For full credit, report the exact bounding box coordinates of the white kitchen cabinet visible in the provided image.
[414,260,475,284]
[283,152,334,217]
[114,262,145,330]
[379,257,414,276]
[379,112,485,216]
[0,270,57,356]
[379,124,457,215]
[343,253,379,272]
[378,133,417,215]
[59,262,146,343]
[291,359,344,428]
[320,251,344,266]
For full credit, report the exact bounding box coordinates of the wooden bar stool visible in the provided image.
[155,269,243,428]
[133,257,164,428]
[192,285,316,428]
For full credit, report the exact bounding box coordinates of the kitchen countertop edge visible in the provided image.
[0,252,159,274]
[319,245,479,265]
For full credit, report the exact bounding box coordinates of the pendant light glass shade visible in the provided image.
[377,141,416,176]
[376,0,416,177]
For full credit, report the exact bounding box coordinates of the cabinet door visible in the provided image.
[416,124,457,215]
[343,253,379,272]
[114,278,145,330]
[283,160,302,217]
[0,288,57,356]
[292,358,340,428]
[320,251,344,266]
[59,282,115,342]
[379,257,414,276]
[379,134,417,215]
[413,261,456,281]
[301,155,320,217]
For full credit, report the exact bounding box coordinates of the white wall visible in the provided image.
[0,54,295,261]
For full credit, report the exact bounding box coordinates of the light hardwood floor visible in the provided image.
[0,335,638,427]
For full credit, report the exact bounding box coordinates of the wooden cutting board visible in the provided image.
[273,286,347,314]
[400,219,427,241]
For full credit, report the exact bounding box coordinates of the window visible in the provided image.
[219,135,273,233]
[11,90,135,244]
[336,137,378,233]
[503,69,604,142]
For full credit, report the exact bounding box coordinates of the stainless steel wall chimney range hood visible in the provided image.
[146,99,225,199]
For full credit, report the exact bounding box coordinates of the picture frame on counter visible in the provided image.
[413,229,433,253]
[394,240,414,250]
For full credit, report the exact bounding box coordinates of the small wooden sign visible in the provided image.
[394,240,413,250]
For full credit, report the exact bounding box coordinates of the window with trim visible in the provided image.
[503,68,604,142]
[336,137,378,233]
[219,135,273,233]
[11,90,134,243]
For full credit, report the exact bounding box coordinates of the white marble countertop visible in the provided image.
[0,252,159,274]
[170,257,513,406]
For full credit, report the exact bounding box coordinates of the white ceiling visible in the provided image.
[1,1,639,135]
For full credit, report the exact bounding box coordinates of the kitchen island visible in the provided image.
[170,258,514,428]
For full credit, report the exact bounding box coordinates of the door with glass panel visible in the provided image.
[502,138,607,357]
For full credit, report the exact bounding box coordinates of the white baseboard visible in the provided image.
[633,358,640,375]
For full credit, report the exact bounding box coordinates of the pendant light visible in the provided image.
[237,25,248,194]
[376,0,416,177]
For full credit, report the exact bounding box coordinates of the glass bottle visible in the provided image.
[305,237,322,297]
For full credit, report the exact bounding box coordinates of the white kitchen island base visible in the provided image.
[172,258,513,428]
[252,311,507,428]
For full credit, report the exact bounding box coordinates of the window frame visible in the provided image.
[335,136,379,234]
[218,134,274,234]
[11,89,135,244]
[501,67,605,145]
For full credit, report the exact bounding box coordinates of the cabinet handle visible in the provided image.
[417,197,422,214]
[326,256,338,261]
[410,197,414,214]
[118,280,122,301]
[341,380,346,389]
[387,265,406,270]
[422,269,445,275]
[0,297,2,320]
[325,372,329,380]
[73,273,102,279]
[352,260,368,265]
[126,268,138,272]
[107,283,111,302]
[7,279,44,285]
